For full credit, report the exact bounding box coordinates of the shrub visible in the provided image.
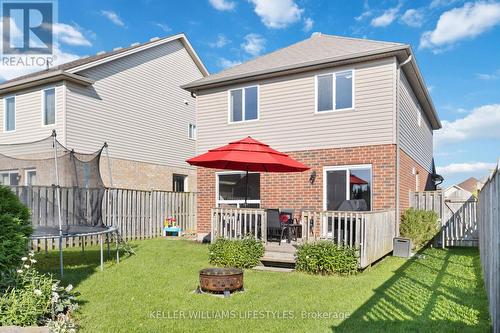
[296,241,358,276]
[400,208,439,249]
[209,237,264,268]
[0,186,32,271]
[0,252,79,329]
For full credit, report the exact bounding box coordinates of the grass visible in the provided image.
[35,239,491,332]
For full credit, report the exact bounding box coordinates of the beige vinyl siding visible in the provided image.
[65,39,203,169]
[399,71,433,172]
[0,84,64,144]
[196,57,396,153]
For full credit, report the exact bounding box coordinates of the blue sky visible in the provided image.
[1,0,499,187]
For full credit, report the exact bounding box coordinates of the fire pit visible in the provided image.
[199,267,244,294]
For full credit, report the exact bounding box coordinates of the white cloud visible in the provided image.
[241,33,265,56]
[436,162,496,175]
[435,104,500,145]
[401,8,424,27]
[371,6,400,27]
[52,23,91,46]
[100,10,125,27]
[249,0,303,29]
[429,0,460,9]
[303,17,314,32]
[208,0,235,11]
[420,2,500,50]
[209,34,230,48]
[153,22,172,33]
[218,57,241,68]
[475,70,500,80]
[355,0,372,21]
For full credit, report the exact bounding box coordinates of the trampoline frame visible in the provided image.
[26,130,118,276]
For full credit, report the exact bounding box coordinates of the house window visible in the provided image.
[188,123,196,140]
[25,169,37,186]
[316,70,353,112]
[217,172,260,208]
[43,88,56,125]
[0,170,19,186]
[324,165,371,211]
[173,174,187,192]
[229,86,258,122]
[4,96,15,132]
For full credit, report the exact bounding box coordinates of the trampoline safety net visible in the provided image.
[0,132,108,238]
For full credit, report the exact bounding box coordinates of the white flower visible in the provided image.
[65,284,73,292]
[51,291,59,303]
[23,264,29,269]
[16,269,23,274]
[30,259,37,263]
[29,252,35,257]
[21,257,28,261]
[52,283,59,291]
[34,289,42,296]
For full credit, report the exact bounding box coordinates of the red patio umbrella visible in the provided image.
[187,136,310,206]
[350,174,368,185]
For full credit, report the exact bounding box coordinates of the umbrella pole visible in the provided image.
[244,168,249,208]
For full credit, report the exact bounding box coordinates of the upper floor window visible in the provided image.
[4,96,15,132]
[316,70,353,112]
[229,86,258,123]
[42,88,55,126]
[188,123,197,140]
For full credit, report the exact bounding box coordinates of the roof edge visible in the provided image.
[182,44,409,90]
[0,71,94,95]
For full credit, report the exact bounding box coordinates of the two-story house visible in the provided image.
[183,33,442,239]
[0,34,207,191]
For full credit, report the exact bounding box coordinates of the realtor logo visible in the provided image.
[1,0,55,55]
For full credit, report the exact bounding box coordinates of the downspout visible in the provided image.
[396,54,412,236]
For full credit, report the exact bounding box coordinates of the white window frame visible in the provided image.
[24,169,37,186]
[172,173,188,192]
[0,169,19,186]
[227,85,260,124]
[41,87,56,127]
[188,123,197,140]
[215,171,260,208]
[322,164,372,211]
[315,69,355,113]
[3,95,16,133]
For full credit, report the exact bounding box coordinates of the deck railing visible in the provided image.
[212,207,396,268]
[210,207,267,242]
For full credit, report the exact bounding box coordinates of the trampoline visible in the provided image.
[1,130,122,276]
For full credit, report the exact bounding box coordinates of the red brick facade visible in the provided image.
[398,148,434,215]
[196,144,397,235]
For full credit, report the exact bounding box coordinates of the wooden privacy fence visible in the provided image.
[410,190,479,247]
[10,186,197,248]
[478,161,500,333]
[211,208,395,269]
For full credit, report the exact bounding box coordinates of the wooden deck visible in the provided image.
[260,242,298,268]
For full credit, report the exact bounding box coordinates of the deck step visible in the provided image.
[264,242,297,254]
[253,265,295,273]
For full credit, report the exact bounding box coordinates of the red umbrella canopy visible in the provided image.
[186,136,310,172]
[350,174,368,185]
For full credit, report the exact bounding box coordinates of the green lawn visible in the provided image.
[36,239,491,332]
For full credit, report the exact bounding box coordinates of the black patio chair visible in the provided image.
[266,209,289,245]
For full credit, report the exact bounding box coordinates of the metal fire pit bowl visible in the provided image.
[199,267,244,294]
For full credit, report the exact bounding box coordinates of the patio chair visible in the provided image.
[279,208,295,224]
[266,209,289,245]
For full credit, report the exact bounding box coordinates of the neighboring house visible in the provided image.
[183,33,442,238]
[456,177,482,194]
[445,185,473,201]
[0,34,207,191]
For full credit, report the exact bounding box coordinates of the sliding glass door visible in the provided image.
[324,165,372,211]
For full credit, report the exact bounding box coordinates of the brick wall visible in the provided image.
[398,148,434,215]
[196,144,397,235]
[100,157,197,191]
